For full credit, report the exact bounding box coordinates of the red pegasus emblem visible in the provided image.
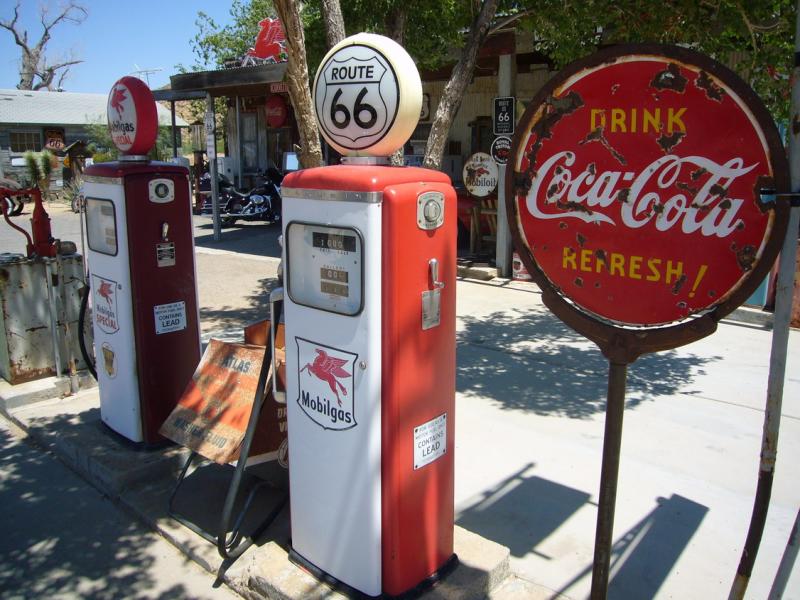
[247,18,287,62]
[465,165,490,186]
[110,86,127,119]
[300,349,350,406]
[97,281,114,306]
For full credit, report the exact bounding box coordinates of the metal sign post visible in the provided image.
[507,45,790,599]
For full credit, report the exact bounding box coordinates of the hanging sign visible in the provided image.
[107,76,158,156]
[265,95,288,128]
[313,33,422,157]
[490,136,512,165]
[463,152,498,197]
[494,96,515,135]
[508,45,788,344]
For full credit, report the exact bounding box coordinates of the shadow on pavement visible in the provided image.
[0,424,201,599]
[169,459,289,546]
[457,308,722,418]
[556,493,708,599]
[456,465,708,600]
[199,276,279,336]
[193,218,282,259]
[457,464,591,560]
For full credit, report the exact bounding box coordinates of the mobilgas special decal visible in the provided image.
[296,337,357,431]
[93,274,120,334]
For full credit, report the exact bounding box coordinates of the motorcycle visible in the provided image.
[200,168,282,227]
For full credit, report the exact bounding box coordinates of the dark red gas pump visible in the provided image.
[82,76,201,445]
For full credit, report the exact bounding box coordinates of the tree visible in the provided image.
[520,0,794,122]
[191,0,275,69]
[0,1,87,91]
[423,0,500,169]
[274,0,324,168]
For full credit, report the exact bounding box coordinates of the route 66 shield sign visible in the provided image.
[317,53,390,148]
[313,33,422,157]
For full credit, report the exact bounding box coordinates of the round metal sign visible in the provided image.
[107,76,158,156]
[491,136,512,165]
[508,45,788,352]
[464,152,499,197]
[313,33,422,157]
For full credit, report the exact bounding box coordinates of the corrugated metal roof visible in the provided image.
[0,88,187,127]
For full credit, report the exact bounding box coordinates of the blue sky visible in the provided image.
[0,1,239,94]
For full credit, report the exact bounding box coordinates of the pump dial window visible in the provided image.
[85,197,118,256]
[287,223,363,315]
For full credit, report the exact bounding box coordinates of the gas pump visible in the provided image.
[82,76,201,445]
[271,34,457,597]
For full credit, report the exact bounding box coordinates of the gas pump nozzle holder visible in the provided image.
[278,164,457,597]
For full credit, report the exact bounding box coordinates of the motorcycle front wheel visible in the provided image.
[221,216,238,227]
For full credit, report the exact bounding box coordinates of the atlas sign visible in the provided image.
[508,45,788,331]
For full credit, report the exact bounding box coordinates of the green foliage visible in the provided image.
[23,150,55,194]
[191,0,276,69]
[519,0,794,122]
[84,121,182,163]
[186,0,793,126]
[301,0,487,75]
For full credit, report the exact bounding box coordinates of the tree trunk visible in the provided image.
[422,0,500,171]
[274,0,324,168]
[386,6,408,167]
[320,0,346,48]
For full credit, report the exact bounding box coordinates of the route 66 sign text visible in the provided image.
[313,33,422,157]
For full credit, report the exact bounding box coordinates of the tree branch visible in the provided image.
[0,2,27,49]
[489,8,536,36]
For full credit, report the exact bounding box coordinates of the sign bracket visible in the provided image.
[167,312,288,561]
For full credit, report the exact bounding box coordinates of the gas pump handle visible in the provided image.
[429,258,445,289]
[269,287,286,404]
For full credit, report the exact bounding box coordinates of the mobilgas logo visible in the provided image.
[296,337,357,431]
[93,274,120,334]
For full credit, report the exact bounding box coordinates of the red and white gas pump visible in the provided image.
[271,34,457,597]
[83,77,201,445]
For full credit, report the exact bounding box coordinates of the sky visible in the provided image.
[0,1,239,94]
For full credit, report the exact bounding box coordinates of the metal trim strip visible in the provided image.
[281,188,383,204]
[83,175,124,185]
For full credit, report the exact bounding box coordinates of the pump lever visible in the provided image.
[429,258,445,290]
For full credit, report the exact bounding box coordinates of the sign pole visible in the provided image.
[590,361,628,599]
[729,4,800,597]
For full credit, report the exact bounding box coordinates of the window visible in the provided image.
[241,112,258,172]
[9,130,42,153]
[85,198,118,256]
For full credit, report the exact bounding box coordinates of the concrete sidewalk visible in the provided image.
[1,240,798,599]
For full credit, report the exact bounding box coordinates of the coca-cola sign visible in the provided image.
[509,45,788,333]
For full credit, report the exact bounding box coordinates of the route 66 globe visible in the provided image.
[313,33,422,157]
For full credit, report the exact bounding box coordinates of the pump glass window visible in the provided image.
[287,223,363,315]
[85,198,118,256]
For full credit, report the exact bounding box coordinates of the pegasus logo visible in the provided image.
[247,18,287,63]
[97,281,114,306]
[300,349,350,406]
[93,275,119,334]
[296,339,357,431]
[109,86,127,119]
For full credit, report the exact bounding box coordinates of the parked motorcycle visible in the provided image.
[200,168,282,227]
